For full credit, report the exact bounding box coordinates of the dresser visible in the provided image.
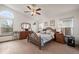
[55,32,65,44]
[19,31,30,39]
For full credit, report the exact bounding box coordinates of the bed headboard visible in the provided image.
[45,27,56,33]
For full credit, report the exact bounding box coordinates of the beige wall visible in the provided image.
[0,36,13,42]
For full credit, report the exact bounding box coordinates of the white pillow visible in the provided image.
[40,31,46,34]
[50,32,54,38]
[36,33,41,37]
[46,30,51,34]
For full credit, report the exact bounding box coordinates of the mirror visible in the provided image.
[21,23,31,31]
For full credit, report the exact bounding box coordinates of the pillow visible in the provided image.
[40,30,46,34]
[46,30,51,34]
[46,30,55,38]
[36,33,41,37]
[50,32,54,38]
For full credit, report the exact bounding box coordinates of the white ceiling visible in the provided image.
[5,4,79,17]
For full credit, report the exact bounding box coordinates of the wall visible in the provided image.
[27,14,56,32]
[0,5,32,42]
[0,36,13,42]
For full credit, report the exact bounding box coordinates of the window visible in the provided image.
[0,11,14,35]
[59,17,73,36]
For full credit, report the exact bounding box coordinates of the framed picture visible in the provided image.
[33,22,36,25]
[39,23,44,30]
[50,20,55,26]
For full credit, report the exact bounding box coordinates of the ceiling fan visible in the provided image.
[24,4,41,16]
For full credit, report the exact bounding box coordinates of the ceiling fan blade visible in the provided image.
[36,8,41,11]
[36,12,41,15]
[24,11,30,13]
[31,4,36,7]
[27,6,32,10]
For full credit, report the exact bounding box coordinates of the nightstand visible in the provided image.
[66,35,75,47]
[55,32,65,44]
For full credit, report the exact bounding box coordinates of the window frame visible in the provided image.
[59,17,74,36]
[0,10,14,36]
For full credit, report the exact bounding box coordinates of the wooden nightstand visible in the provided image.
[55,32,65,44]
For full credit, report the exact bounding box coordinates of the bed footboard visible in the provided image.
[28,31,41,49]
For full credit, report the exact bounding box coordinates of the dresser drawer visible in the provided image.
[19,31,29,39]
[55,32,65,44]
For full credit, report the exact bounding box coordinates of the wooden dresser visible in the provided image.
[19,31,30,39]
[55,32,65,44]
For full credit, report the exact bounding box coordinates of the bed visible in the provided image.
[28,27,56,49]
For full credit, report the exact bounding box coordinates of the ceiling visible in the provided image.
[5,4,79,17]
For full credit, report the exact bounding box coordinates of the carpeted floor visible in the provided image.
[0,39,79,54]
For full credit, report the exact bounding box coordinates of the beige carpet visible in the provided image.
[0,39,79,54]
